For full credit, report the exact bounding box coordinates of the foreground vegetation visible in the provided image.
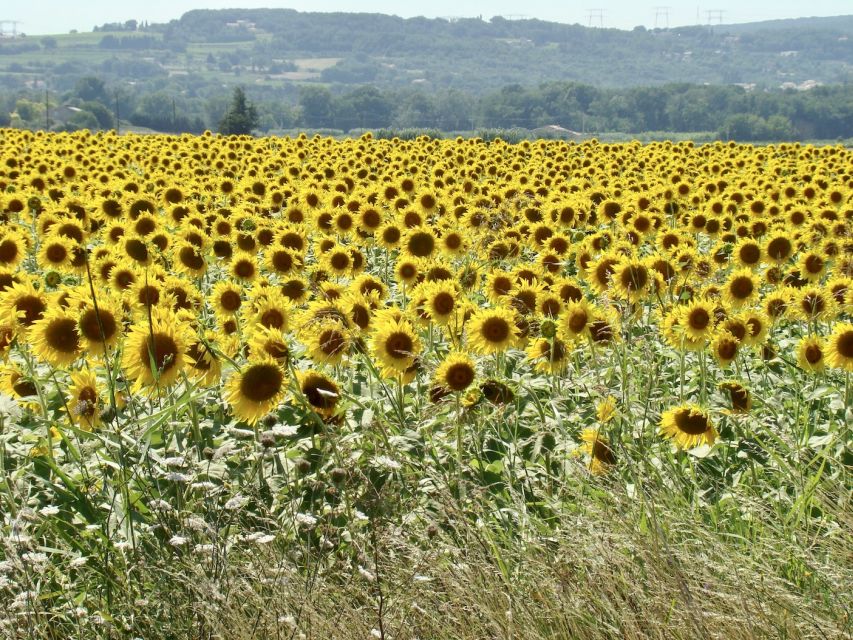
[0,130,850,639]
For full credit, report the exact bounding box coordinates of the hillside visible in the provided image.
[0,10,850,95]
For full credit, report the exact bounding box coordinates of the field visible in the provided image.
[0,129,851,639]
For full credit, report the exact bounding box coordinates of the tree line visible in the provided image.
[1,78,851,141]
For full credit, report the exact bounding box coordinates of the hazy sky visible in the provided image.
[7,1,852,35]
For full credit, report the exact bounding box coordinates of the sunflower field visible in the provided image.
[0,129,850,639]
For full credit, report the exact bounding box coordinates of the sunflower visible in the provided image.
[596,396,617,423]
[742,311,770,347]
[395,256,420,287]
[722,269,759,308]
[209,281,243,316]
[302,320,351,366]
[419,280,462,326]
[0,231,27,269]
[825,322,853,372]
[794,286,837,322]
[797,250,827,282]
[0,363,38,400]
[247,325,290,364]
[434,351,477,392]
[579,428,616,475]
[797,335,826,373]
[265,246,300,276]
[484,270,515,303]
[296,369,340,418]
[676,299,716,341]
[172,241,207,277]
[611,257,652,302]
[29,309,82,368]
[230,252,258,282]
[67,370,102,430]
[660,404,717,449]
[719,380,751,414]
[525,336,571,373]
[186,333,222,386]
[559,299,597,341]
[403,226,437,259]
[76,294,123,352]
[1,280,49,334]
[467,308,519,355]
[122,308,193,391]
[250,291,290,332]
[37,234,74,272]
[732,238,763,269]
[225,357,287,425]
[371,317,422,377]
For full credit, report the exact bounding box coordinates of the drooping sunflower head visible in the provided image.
[121,308,192,391]
[579,428,616,475]
[296,369,340,418]
[719,380,751,414]
[797,335,826,373]
[660,404,717,449]
[67,370,102,430]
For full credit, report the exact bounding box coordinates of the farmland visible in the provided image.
[0,129,850,639]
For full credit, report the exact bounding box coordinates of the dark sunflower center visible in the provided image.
[767,238,791,260]
[801,294,824,315]
[281,280,305,300]
[674,410,711,435]
[594,260,616,286]
[688,308,710,330]
[589,320,614,343]
[408,232,435,257]
[187,342,212,371]
[729,276,754,299]
[805,344,823,364]
[240,364,283,403]
[445,362,475,391]
[481,317,510,343]
[271,251,293,273]
[836,331,853,358]
[234,260,255,279]
[621,265,648,292]
[739,245,760,264]
[179,246,205,271]
[79,308,117,342]
[45,244,67,263]
[16,295,47,326]
[46,318,80,353]
[385,332,414,359]
[13,376,37,397]
[137,285,160,307]
[591,439,616,464]
[804,255,824,274]
[220,290,241,312]
[568,310,589,334]
[303,376,338,410]
[319,329,347,356]
[716,339,737,360]
[125,239,149,263]
[77,387,97,416]
[140,333,179,373]
[260,309,285,329]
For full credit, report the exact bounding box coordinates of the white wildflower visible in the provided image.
[40,505,60,517]
[169,536,189,547]
[358,566,376,582]
[225,494,248,510]
[295,513,317,528]
[164,472,190,483]
[271,424,298,437]
[373,455,401,470]
[163,456,186,468]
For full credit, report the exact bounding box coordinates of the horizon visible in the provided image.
[4,1,853,36]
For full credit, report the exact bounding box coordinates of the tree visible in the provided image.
[218,87,259,135]
[298,86,334,128]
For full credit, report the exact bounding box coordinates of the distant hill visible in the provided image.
[147,9,852,90]
[1,9,849,95]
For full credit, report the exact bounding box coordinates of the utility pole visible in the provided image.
[586,8,604,28]
[654,6,671,29]
[114,90,120,134]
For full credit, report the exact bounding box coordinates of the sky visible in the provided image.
[5,1,852,35]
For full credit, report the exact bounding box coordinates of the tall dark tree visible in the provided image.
[218,87,259,135]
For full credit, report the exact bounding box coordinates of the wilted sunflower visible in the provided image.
[825,322,853,372]
[719,380,752,414]
[525,337,570,374]
[296,369,340,418]
[225,358,287,425]
[660,404,717,449]
[67,370,102,430]
[122,308,193,391]
[467,307,519,355]
[434,351,476,393]
[579,428,616,475]
[303,320,350,366]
